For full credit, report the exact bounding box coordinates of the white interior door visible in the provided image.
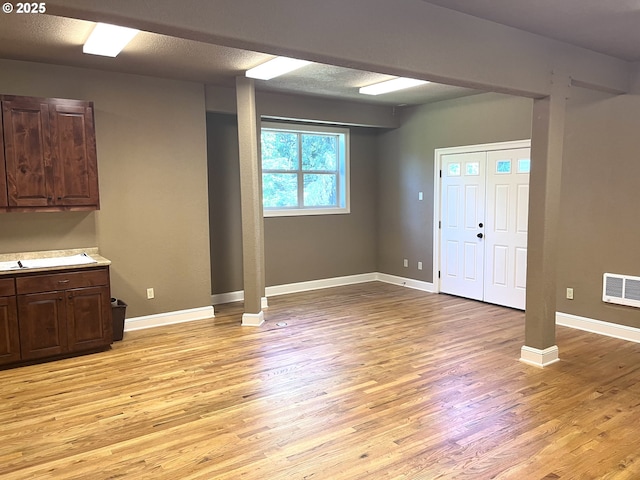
[438,144,530,310]
[484,148,530,309]
[440,152,486,301]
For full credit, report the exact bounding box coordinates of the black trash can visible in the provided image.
[111,298,127,341]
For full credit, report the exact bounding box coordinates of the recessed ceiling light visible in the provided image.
[83,23,140,57]
[246,57,312,80]
[359,77,429,96]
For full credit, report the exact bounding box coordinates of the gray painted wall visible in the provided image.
[557,87,640,328]
[377,93,534,281]
[207,113,379,293]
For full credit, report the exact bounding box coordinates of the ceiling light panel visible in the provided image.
[359,77,429,95]
[246,57,312,80]
[83,23,140,57]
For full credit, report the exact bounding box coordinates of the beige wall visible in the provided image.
[377,93,533,281]
[557,87,640,328]
[0,59,212,318]
[207,113,378,293]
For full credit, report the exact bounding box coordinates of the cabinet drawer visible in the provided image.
[0,278,15,296]
[16,268,109,295]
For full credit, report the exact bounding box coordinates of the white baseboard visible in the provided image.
[376,273,435,293]
[211,272,434,306]
[266,273,378,297]
[556,312,640,344]
[124,306,215,332]
[242,311,264,327]
[520,345,560,368]
[211,290,244,305]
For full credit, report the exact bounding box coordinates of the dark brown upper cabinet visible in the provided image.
[0,95,100,212]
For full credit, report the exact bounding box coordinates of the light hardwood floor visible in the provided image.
[2,282,640,479]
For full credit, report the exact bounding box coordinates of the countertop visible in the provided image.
[0,247,111,276]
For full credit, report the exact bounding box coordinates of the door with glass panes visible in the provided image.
[440,147,530,310]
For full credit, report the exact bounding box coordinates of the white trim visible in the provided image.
[242,311,264,327]
[432,139,531,294]
[211,290,244,305]
[266,273,377,297]
[556,312,640,344]
[375,273,435,292]
[261,121,350,218]
[520,345,560,368]
[124,306,215,332]
[261,296,269,309]
[211,273,435,305]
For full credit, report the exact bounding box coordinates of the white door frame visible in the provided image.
[433,139,531,294]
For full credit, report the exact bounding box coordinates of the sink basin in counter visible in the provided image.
[0,254,97,272]
[0,261,21,272]
[0,248,110,275]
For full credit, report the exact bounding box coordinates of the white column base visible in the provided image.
[261,296,269,309]
[520,345,560,368]
[242,310,265,327]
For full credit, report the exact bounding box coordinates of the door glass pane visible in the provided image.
[466,162,480,176]
[448,163,461,176]
[301,134,337,171]
[261,131,298,170]
[262,173,298,207]
[303,174,337,207]
[496,160,511,174]
[518,158,531,173]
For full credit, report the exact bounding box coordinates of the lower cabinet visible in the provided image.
[67,285,112,352]
[18,291,68,360]
[0,278,20,366]
[2,266,112,367]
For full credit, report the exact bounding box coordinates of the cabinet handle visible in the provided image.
[58,297,63,301]
[58,279,70,284]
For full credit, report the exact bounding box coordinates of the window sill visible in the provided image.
[264,207,350,218]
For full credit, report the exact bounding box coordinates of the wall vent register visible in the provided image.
[603,273,640,308]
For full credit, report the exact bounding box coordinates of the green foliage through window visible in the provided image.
[261,123,349,216]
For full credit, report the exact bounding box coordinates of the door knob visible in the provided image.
[477,233,484,239]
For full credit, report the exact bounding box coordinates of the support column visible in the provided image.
[236,76,266,326]
[521,73,570,367]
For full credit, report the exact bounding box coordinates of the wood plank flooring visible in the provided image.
[2,282,640,479]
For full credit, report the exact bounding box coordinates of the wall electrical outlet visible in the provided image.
[147,287,155,299]
[403,259,408,268]
[418,261,423,270]
[566,287,574,300]
[418,192,423,201]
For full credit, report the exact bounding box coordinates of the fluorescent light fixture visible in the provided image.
[83,23,140,57]
[359,77,429,96]
[246,57,311,80]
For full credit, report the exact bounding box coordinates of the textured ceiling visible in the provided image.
[2,1,637,108]
[0,14,479,107]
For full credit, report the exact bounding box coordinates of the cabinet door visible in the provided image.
[18,292,68,360]
[2,98,53,207]
[49,102,100,208]
[0,116,7,208]
[0,296,20,365]
[67,285,112,352]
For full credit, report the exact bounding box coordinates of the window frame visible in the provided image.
[261,121,350,217]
